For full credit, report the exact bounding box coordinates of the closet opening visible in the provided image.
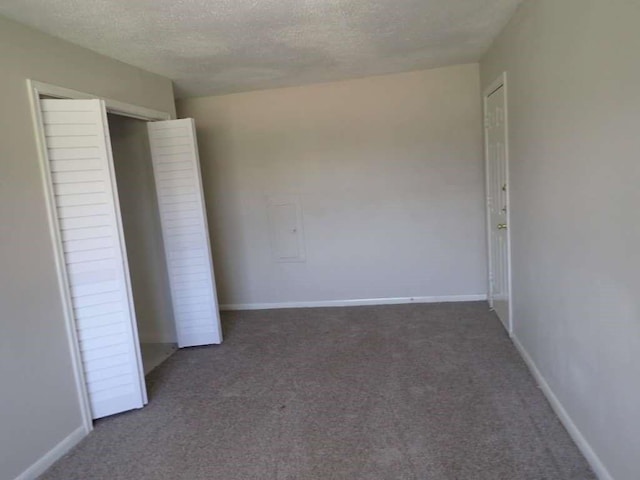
[107,113,177,375]
[29,80,223,425]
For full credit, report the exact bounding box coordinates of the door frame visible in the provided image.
[26,79,172,433]
[483,72,514,336]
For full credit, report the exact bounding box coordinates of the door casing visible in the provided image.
[27,79,172,434]
[483,72,513,336]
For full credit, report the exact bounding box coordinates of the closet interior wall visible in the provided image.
[107,113,177,374]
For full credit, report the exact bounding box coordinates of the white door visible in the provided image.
[147,119,223,347]
[40,99,146,419]
[485,84,511,332]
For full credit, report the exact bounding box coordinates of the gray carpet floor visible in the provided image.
[40,303,596,479]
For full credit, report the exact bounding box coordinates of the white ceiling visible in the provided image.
[0,0,523,98]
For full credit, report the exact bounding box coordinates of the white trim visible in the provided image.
[483,82,494,310]
[12,426,87,480]
[503,73,514,337]
[511,336,614,480]
[27,79,172,121]
[483,71,514,336]
[220,295,487,311]
[25,80,173,432]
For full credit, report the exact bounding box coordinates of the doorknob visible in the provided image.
[497,223,507,230]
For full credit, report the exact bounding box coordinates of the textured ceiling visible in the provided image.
[0,0,523,98]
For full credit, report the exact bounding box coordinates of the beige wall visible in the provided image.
[178,64,486,307]
[109,114,176,344]
[0,16,174,480]
[481,1,640,479]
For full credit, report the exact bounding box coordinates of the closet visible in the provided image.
[36,98,222,420]
[108,113,177,374]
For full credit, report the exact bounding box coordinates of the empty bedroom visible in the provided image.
[0,1,638,479]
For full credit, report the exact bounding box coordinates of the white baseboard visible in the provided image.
[511,336,613,480]
[220,294,487,311]
[13,425,88,480]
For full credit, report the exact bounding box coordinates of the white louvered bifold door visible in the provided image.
[40,99,146,419]
[147,119,222,347]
